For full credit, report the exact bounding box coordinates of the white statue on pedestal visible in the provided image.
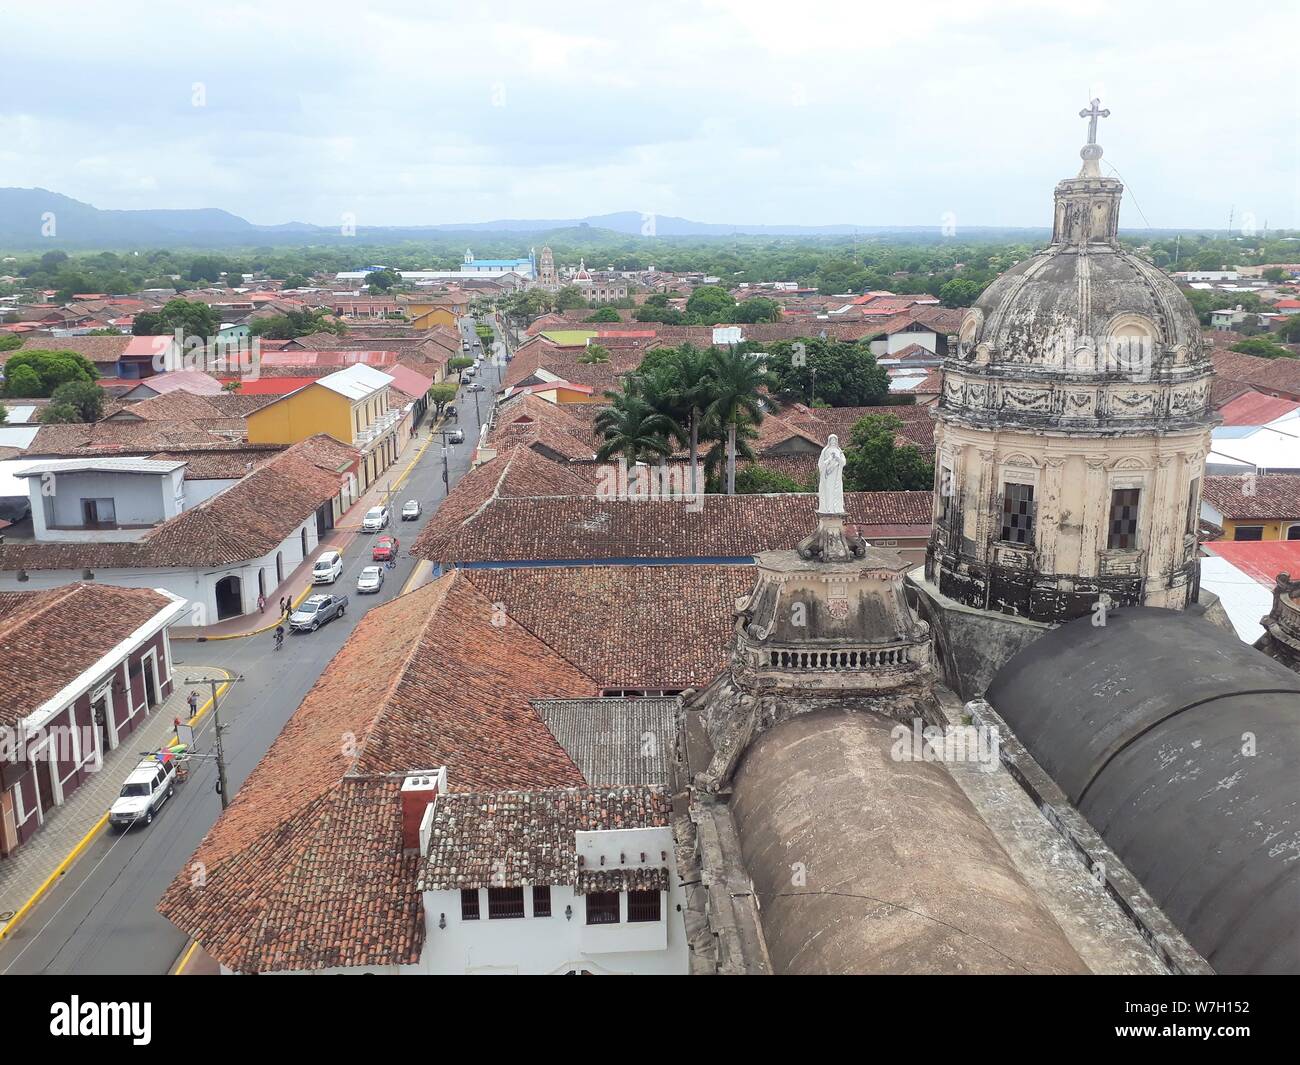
[817,434,846,515]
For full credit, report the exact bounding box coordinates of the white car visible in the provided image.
[309,548,340,582]
[312,549,343,584]
[401,499,421,520]
[357,566,385,594]
[362,506,390,532]
[109,757,177,831]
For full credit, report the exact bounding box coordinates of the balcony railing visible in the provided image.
[355,408,402,447]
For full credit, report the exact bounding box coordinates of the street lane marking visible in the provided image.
[0,668,232,947]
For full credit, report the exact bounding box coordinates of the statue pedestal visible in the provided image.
[797,513,867,563]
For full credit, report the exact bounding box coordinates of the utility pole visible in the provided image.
[183,674,243,810]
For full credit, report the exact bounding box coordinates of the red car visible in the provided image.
[371,535,399,562]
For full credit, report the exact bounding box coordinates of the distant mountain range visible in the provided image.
[1,187,1211,249]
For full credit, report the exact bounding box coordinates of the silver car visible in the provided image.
[357,566,385,594]
[401,499,421,520]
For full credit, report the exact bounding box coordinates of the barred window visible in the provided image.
[1108,488,1141,549]
[585,891,620,925]
[1000,483,1035,545]
[627,890,661,923]
[532,885,552,917]
[460,888,480,921]
[487,886,525,919]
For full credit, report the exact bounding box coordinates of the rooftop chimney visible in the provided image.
[401,770,445,853]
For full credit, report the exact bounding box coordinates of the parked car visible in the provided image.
[467,382,486,393]
[372,534,399,562]
[311,549,343,584]
[362,505,390,532]
[357,566,385,594]
[447,428,465,444]
[401,499,421,520]
[290,593,348,632]
[109,756,177,831]
[463,366,476,378]
[462,340,471,350]
[445,404,458,419]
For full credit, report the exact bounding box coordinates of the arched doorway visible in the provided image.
[258,568,267,600]
[215,575,243,620]
[300,527,308,559]
[276,551,284,583]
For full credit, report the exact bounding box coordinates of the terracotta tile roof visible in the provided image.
[1203,474,1300,521]
[1212,349,1300,400]
[0,435,356,571]
[106,390,271,423]
[419,785,672,891]
[23,419,246,457]
[15,334,133,365]
[0,583,174,727]
[782,402,936,452]
[414,491,933,564]
[158,572,594,972]
[146,447,279,479]
[466,564,753,689]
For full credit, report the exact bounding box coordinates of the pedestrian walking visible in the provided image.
[257,592,266,614]
[187,690,199,717]
[280,595,289,616]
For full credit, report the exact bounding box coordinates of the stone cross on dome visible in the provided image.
[1079,98,1110,145]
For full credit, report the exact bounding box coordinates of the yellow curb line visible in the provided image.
[173,940,200,975]
[0,669,231,944]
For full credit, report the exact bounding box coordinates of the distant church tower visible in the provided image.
[537,246,558,291]
[922,101,1214,648]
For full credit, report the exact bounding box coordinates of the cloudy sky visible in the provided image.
[2,0,1296,230]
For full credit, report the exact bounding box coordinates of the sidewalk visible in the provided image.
[0,666,229,941]
[172,426,437,641]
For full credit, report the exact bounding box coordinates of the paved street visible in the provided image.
[0,323,500,975]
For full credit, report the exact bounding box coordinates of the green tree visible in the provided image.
[734,465,809,494]
[133,298,221,339]
[594,392,674,487]
[1278,316,1300,343]
[428,381,459,418]
[763,338,890,407]
[366,268,401,293]
[49,380,106,422]
[585,307,621,323]
[578,343,611,365]
[705,346,771,495]
[729,297,781,323]
[1230,336,1294,359]
[1263,268,1287,283]
[685,285,735,323]
[249,309,343,340]
[4,364,42,398]
[555,286,588,311]
[939,278,983,307]
[448,356,475,379]
[0,335,21,352]
[2,350,98,397]
[842,414,933,491]
[38,401,85,424]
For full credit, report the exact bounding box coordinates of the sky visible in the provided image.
[1,0,1296,231]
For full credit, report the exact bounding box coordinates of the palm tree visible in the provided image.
[704,346,771,495]
[578,343,611,365]
[594,391,674,495]
[664,344,716,495]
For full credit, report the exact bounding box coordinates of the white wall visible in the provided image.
[415,879,688,975]
[31,469,183,541]
[0,514,320,626]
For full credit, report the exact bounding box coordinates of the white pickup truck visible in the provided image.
[109,756,178,831]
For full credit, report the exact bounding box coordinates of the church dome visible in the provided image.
[962,237,1205,366]
[942,103,1213,434]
